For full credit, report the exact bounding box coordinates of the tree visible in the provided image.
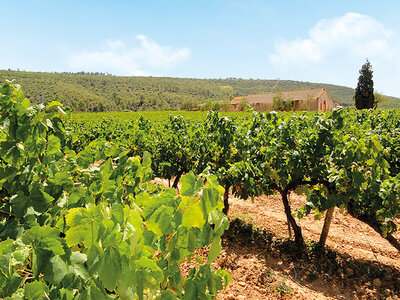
[272,92,294,111]
[271,92,284,111]
[354,59,374,109]
[373,92,388,109]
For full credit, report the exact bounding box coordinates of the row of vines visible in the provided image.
[69,98,400,251]
[0,83,230,299]
[1,82,399,299]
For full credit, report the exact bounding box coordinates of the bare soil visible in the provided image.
[153,178,400,299]
[216,192,400,299]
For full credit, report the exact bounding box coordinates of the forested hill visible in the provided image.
[0,70,399,111]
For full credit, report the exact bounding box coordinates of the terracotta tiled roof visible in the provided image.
[231,88,327,104]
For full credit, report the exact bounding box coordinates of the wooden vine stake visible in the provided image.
[319,207,335,247]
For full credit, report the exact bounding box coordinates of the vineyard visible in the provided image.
[1,82,400,299]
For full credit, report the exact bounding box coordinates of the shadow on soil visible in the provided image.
[221,218,400,299]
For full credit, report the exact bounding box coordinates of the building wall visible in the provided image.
[251,102,273,111]
[317,90,335,111]
[229,89,336,112]
[302,99,319,111]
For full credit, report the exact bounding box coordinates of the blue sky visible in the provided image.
[1,0,400,96]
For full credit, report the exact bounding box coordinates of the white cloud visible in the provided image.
[67,35,190,75]
[267,13,400,97]
[269,13,398,66]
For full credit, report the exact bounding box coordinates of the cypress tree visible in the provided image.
[354,59,374,109]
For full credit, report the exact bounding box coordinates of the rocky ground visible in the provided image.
[152,178,400,299]
[213,193,400,299]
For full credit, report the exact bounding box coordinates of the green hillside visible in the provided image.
[0,70,399,111]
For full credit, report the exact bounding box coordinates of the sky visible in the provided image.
[1,0,400,97]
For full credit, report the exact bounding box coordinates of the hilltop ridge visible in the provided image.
[0,70,399,111]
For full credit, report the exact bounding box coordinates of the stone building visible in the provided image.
[230,88,338,111]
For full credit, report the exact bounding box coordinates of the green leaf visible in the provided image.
[0,239,14,278]
[98,247,122,291]
[47,135,61,155]
[65,206,103,248]
[54,172,74,188]
[75,285,106,300]
[182,278,197,300]
[65,225,95,248]
[22,226,64,255]
[117,258,135,300]
[66,187,86,207]
[20,97,31,108]
[47,255,68,283]
[180,172,203,196]
[89,181,103,195]
[209,211,229,237]
[24,281,49,300]
[0,272,22,298]
[207,237,221,264]
[371,135,383,153]
[160,289,178,300]
[45,101,63,111]
[218,269,232,289]
[10,192,28,218]
[181,197,204,229]
[366,158,375,165]
[12,245,30,265]
[68,252,88,280]
[29,183,54,213]
[136,256,163,284]
[146,206,174,236]
[58,288,75,300]
[111,203,124,225]
[200,188,221,215]
[14,99,30,116]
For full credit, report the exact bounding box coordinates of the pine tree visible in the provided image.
[354,59,374,109]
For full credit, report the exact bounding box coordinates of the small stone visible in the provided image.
[373,278,382,288]
[226,293,235,300]
[254,286,264,292]
[238,281,246,287]
[358,287,365,293]
[237,296,246,300]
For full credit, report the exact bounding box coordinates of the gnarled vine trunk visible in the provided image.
[222,184,230,215]
[172,170,184,189]
[280,190,304,247]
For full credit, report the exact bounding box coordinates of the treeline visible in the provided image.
[2,70,398,112]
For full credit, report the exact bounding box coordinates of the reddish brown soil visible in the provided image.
[153,178,400,299]
[216,193,400,299]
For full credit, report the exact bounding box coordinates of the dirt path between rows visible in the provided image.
[152,178,400,299]
[214,192,400,299]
